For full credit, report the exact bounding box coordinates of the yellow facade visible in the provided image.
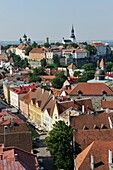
[29,103,42,124]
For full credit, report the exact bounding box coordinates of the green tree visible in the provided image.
[82,63,96,71]
[53,55,60,66]
[85,44,97,55]
[77,70,95,82]
[52,72,67,89]
[41,58,47,67]
[29,75,42,83]
[32,41,37,48]
[73,71,81,77]
[71,43,78,48]
[45,121,74,170]
[25,45,33,56]
[33,67,45,75]
[106,61,113,72]
[44,42,50,48]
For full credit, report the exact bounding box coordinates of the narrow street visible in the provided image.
[37,134,55,170]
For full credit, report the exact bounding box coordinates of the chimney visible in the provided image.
[0,154,4,160]
[82,105,85,113]
[14,153,18,161]
[90,155,94,170]
[42,88,44,93]
[108,150,112,164]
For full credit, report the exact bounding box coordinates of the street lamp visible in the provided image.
[4,126,8,147]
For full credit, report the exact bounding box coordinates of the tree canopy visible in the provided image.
[82,63,96,71]
[77,70,95,82]
[53,54,60,67]
[12,53,29,68]
[52,72,67,89]
[106,61,113,72]
[85,44,97,55]
[45,121,74,170]
[41,58,47,67]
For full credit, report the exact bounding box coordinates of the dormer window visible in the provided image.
[78,90,83,96]
[102,90,107,95]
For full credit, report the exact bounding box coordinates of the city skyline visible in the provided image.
[0,0,113,41]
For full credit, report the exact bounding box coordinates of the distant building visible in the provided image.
[62,25,76,44]
[91,42,107,56]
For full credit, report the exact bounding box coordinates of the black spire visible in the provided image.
[70,25,75,39]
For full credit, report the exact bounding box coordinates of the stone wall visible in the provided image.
[69,95,113,110]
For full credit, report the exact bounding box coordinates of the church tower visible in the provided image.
[70,25,76,43]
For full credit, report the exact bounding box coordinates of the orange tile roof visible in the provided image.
[52,89,61,97]
[70,83,113,96]
[17,45,26,50]
[30,48,45,53]
[68,63,77,69]
[40,75,55,80]
[91,42,106,47]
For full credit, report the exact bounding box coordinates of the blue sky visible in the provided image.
[0,0,113,41]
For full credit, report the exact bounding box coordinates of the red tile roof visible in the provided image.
[75,129,113,152]
[76,141,113,170]
[10,85,38,95]
[71,112,110,130]
[57,98,93,115]
[70,83,113,96]
[102,100,113,109]
[0,144,38,170]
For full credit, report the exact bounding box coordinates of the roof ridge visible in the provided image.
[76,141,95,169]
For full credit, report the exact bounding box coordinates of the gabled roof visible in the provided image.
[43,97,56,117]
[76,141,113,170]
[20,91,36,104]
[75,129,113,153]
[68,63,76,69]
[57,98,93,115]
[70,83,113,96]
[70,112,110,130]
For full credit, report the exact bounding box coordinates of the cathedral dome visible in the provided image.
[95,69,105,80]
